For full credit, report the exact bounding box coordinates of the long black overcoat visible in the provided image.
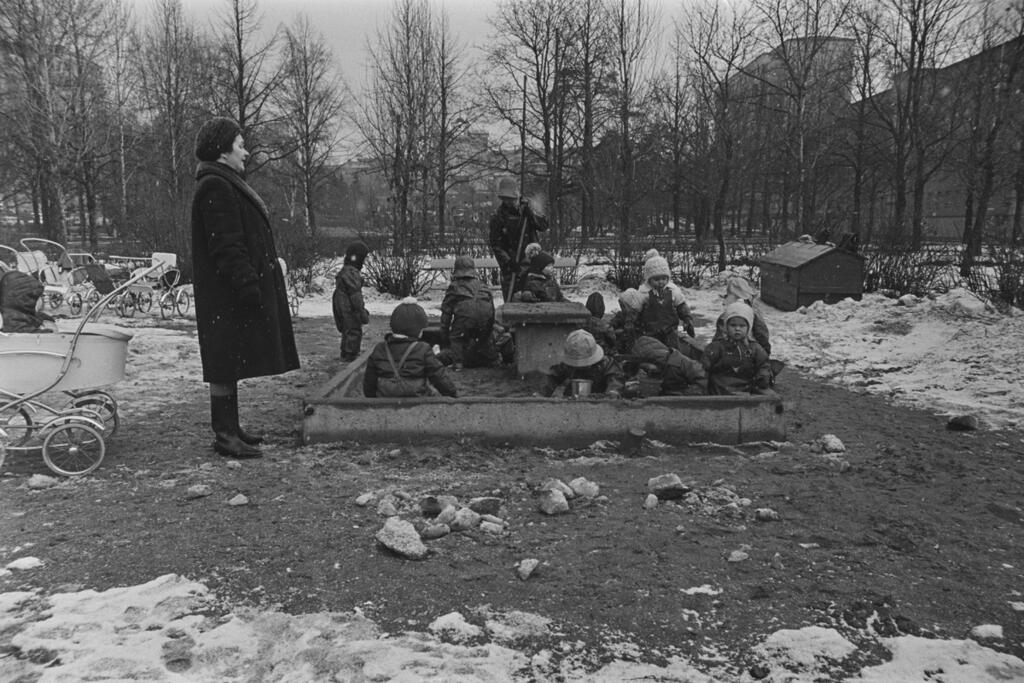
[190,161,299,383]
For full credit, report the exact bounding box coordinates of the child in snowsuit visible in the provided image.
[712,276,771,355]
[364,299,457,398]
[610,288,644,355]
[583,291,617,357]
[332,241,370,362]
[514,251,566,303]
[631,335,705,396]
[0,270,56,333]
[540,330,624,398]
[440,256,498,370]
[635,251,695,352]
[701,302,774,397]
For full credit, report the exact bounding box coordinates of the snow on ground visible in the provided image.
[4,268,1024,681]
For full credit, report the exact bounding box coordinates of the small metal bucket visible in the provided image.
[570,379,593,397]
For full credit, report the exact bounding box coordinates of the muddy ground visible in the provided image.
[2,314,1023,678]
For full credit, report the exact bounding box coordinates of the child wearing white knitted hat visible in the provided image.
[634,250,696,352]
[701,301,774,396]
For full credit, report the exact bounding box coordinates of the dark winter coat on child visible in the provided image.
[701,337,773,396]
[441,275,497,367]
[712,308,771,355]
[364,335,458,398]
[540,357,625,398]
[636,284,693,350]
[0,270,53,333]
[332,244,370,361]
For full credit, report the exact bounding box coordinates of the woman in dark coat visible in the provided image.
[190,117,300,458]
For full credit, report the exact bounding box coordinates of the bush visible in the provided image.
[962,245,1024,310]
[277,230,342,295]
[605,250,646,290]
[863,245,957,296]
[363,253,434,298]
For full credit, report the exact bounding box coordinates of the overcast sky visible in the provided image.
[178,0,497,85]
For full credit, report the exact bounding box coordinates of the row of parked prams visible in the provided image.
[0,238,190,319]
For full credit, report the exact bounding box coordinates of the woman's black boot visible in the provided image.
[228,393,264,445]
[211,395,262,458]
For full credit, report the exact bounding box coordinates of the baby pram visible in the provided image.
[0,265,161,476]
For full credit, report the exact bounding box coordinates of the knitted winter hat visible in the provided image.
[561,329,603,367]
[643,255,671,282]
[524,242,543,259]
[643,248,660,262]
[618,288,643,312]
[390,297,428,338]
[452,255,476,278]
[195,117,241,162]
[529,252,555,273]
[585,291,605,318]
[345,241,369,268]
[723,277,756,304]
[722,301,755,338]
[496,177,518,199]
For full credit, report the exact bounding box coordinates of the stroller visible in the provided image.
[0,264,161,476]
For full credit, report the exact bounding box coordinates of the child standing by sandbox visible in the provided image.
[701,302,774,397]
[364,299,458,398]
[332,241,370,362]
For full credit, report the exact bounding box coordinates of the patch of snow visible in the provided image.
[855,635,1024,682]
[4,557,42,571]
[681,584,722,596]
[754,625,856,671]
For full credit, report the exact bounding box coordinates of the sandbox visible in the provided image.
[302,353,785,447]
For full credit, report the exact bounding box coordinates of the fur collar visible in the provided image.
[195,161,270,223]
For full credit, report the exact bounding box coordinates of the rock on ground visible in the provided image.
[537,489,569,515]
[647,473,690,500]
[375,517,429,560]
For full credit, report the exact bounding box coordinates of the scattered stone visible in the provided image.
[770,553,785,570]
[393,490,412,501]
[185,484,213,500]
[537,489,570,515]
[643,494,659,509]
[738,497,752,507]
[647,473,690,500]
[728,547,750,563]
[227,494,248,506]
[468,497,503,516]
[224,460,242,470]
[539,478,575,499]
[5,557,43,571]
[970,624,1003,640]
[480,521,504,534]
[450,507,482,531]
[815,434,846,453]
[755,508,780,522]
[375,517,429,560]
[376,498,399,517]
[480,514,504,526]
[516,558,541,580]
[420,495,459,516]
[354,492,376,507]
[749,663,771,680]
[569,477,600,499]
[435,504,458,525]
[947,414,980,431]
[25,474,59,490]
[428,612,483,642]
[419,523,450,540]
[896,294,918,307]
[1008,602,1024,612]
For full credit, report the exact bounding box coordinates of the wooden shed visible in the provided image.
[759,241,865,311]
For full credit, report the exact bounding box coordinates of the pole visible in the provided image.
[507,75,529,304]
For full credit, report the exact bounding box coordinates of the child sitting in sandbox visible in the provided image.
[701,302,775,397]
[364,299,458,398]
[540,330,624,398]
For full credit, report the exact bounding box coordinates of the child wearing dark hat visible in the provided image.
[540,330,624,398]
[514,251,566,303]
[364,299,457,398]
[333,241,371,362]
[440,256,498,370]
[583,292,617,356]
[701,301,774,396]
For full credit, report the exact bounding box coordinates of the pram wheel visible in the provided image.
[65,392,119,438]
[175,289,191,315]
[135,291,154,313]
[69,292,83,316]
[116,294,135,317]
[42,422,105,476]
[159,291,175,319]
[48,292,64,309]
[2,406,34,447]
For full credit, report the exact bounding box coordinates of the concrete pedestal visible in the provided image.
[497,302,590,377]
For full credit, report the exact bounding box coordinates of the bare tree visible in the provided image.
[208,0,283,168]
[103,0,141,241]
[275,14,347,236]
[356,0,436,252]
